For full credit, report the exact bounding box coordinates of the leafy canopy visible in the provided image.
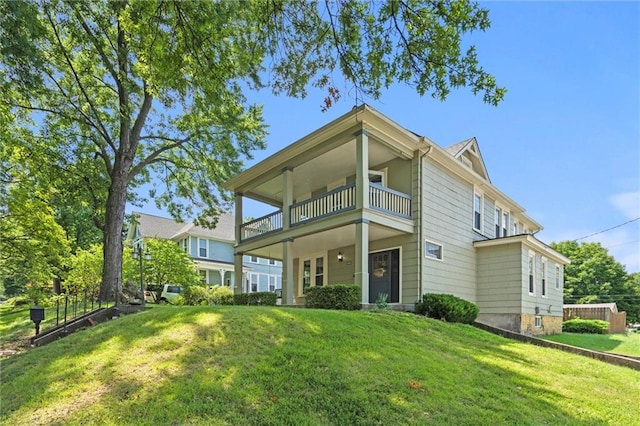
[0,0,505,301]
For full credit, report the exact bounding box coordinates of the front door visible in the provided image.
[368,249,399,303]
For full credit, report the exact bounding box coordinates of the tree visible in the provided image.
[65,244,104,297]
[124,238,200,288]
[1,0,505,304]
[551,241,639,322]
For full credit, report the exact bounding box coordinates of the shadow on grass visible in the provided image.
[1,306,636,425]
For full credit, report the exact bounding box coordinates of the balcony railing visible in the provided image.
[291,183,356,226]
[369,185,412,219]
[240,210,283,241]
[239,183,412,242]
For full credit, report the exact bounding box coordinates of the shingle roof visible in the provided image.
[444,137,474,157]
[132,211,235,242]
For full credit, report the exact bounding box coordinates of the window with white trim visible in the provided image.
[250,273,259,292]
[425,240,443,260]
[268,259,276,266]
[494,207,501,237]
[535,316,542,328]
[502,211,509,237]
[199,238,207,258]
[555,265,561,290]
[250,256,259,264]
[541,258,547,297]
[269,275,277,292]
[528,253,535,294]
[198,270,207,284]
[300,254,326,294]
[473,192,483,232]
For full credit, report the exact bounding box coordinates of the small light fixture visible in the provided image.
[337,252,344,262]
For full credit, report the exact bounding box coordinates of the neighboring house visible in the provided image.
[126,212,282,292]
[224,105,570,335]
[564,303,627,334]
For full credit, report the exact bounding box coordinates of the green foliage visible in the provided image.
[415,293,479,324]
[233,292,277,306]
[126,239,201,288]
[304,285,361,311]
[376,292,389,310]
[65,244,103,296]
[180,285,234,306]
[551,241,639,323]
[562,319,609,334]
[0,0,505,302]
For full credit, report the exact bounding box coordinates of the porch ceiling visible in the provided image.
[245,138,403,206]
[244,222,404,260]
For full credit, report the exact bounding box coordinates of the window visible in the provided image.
[199,238,207,258]
[315,257,324,287]
[535,316,542,328]
[502,211,509,237]
[250,273,259,292]
[541,258,547,297]
[512,220,519,235]
[250,256,259,264]
[495,207,501,237]
[198,270,207,284]
[301,255,326,294]
[302,260,311,293]
[268,259,276,266]
[269,275,277,292]
[555,265,561,289]
[425,240,443,260]
[473,192,483,232]
[528,254,535,294]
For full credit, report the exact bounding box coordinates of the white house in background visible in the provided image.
[127,212,282,293]
[223,105,570,335]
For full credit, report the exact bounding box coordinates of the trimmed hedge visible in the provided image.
[415,293,479,324]
[305,285,361,310]
[563,318,609,334]
[233,291,277,306]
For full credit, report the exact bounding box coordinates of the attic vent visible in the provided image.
[460,156,472,169]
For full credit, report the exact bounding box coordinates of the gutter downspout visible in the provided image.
[418,137,433,301]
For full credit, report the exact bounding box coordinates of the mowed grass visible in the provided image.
[542,332,640,356]
[1,306,639,425]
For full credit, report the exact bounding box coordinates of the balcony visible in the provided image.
[239,184,411,242]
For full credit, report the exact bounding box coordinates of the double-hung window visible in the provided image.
[555,265,561,290]
[199,239,207,258]
[473,192,483,232]
[528,253,535,294]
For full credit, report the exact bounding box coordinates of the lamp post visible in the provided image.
[132,244,152,307]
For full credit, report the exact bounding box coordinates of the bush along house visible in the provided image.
[224,105,570,335]
[127,212,283,293]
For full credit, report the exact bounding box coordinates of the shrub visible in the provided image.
[563,318,609,334]
[415,293,479,324]
[209,286,234,305]
[233,291,277,306]
[180,285,210,306]
[305,285,361,311]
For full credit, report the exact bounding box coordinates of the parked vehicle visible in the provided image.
[145,284,183,304]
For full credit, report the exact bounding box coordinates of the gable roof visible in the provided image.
[131,211,235,242]
[444,137,490,182]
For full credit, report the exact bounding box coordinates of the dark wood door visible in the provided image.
[368,249,399,303]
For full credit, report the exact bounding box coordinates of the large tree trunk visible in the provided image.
[99,163,130,304]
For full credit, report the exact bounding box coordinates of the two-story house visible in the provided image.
[224,105,569,335]
[127,212,283,293]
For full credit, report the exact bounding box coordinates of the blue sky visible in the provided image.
[141,2,640,272]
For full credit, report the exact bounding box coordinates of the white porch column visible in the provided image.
[234,253,243,294]
[282,167,293,230]
[355,219,370,304]
[282,238,294,305]
[355,130,369,209]
[219,269,227,286]
[235,192,243,243]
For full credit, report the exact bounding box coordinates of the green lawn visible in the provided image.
[542,331,640,356]
[1,306,639,425]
